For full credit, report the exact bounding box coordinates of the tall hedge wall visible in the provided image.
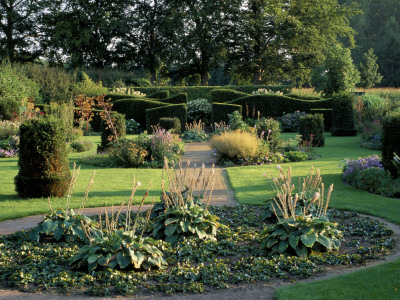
[331,93,358,136]
[112,99,168,125]
[382,109,400,178]
[146,104,187,132]
[212,103,243,124]
[227,94,332,119]
[211,89,249,103]
[134,85,292,101]
[157,93,188,104]
[105,93,136,102]
[310,108,333,132]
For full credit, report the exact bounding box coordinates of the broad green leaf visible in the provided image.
[108,259,118,269]
[166,233,179,244]
[266,238,278,248]
[197,229,207,239]
[181,221,190,232]
[295,245,308,257]
[43,220,58,234]
[289,233,299,249]
[117,252,131,269]
[53,226,64,241]
[134,251,145,268]
[165,224,178,237]
[317,235,332,251]
[301,233,317,247]
[278,240,289,253]
[165,218,178,226]
[87,254,100,264]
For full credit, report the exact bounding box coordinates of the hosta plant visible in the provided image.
[30,165,98,242]
[151,158,222,244]
[70,179,167,272]
[181,120,208,142]
[261,165,342,257]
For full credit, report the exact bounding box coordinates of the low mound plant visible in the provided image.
[70,180,167,272]
[181,120,208,142]
[261,166,342,257]
[151,159,222,244]
[187,98,212,123]
[211,131,258,159]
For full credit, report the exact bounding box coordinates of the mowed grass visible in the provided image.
[227,133,400,300]
[0,135,163,222]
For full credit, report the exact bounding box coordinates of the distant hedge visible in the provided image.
[211,89,249,103]
[147,90,169,99]
[104,93,136,102]
[146,104,187,132]
[310,108,332,132]
[134,85,292,101]
[112,99,168,125]
[226,94,332,119]
[331,93,357,136]
[212,103,242,124]
[157,93,188,104]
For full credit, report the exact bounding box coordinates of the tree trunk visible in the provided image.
[252,67,262,85]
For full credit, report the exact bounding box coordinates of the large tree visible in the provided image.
[40,0,134,69]
[0,0,41,62]
[163,0,241,86]
[227,0,359,85]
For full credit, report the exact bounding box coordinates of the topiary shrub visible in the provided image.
[382,109,400,178]
[310,109,332,132]
[0,99,20,120]
[299,114,325,147]
[146,104,187,132]
[99,112,126,151]
[331,93,357,136]
[148,90,169,99]
[211,103,242,124]
[210,89,249,103]
[15,116,71,198]
[159,117,181,134]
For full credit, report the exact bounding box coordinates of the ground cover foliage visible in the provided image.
[0,205,394,297]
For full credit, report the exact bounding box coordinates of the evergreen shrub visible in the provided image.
[211,103,242,124]
[157,93,188,104]
[299,114,325,147]
[382,109,400,178]
[148,90,169,99]
[159,117,181,134]
[331,93,357,136]
[112,99,167,125]
[14,117,71,198]
[0,99,20,120]
[146,104,187,132]
[310,108,332,132]
[210,89,249,103]
[99,112,126,151]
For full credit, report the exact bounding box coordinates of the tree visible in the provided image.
[311,44,360,97]
[359,48,382,88]
[163,0,241,86]
[227,0,359,85]
[0,0,42,62]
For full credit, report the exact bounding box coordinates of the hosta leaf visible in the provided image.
[289,233,299,249]
[53,226,64,241]
[87,254,100,264]
[88,262,97,272]
[317,235,332,251]
[134,251,145,268]
[97,256,107,266]
[295,244,308,257]
[165,224,178,237]
[165,218,178,226]
[188,224,196,233]
[166,233,179,244]
[278,240,289,253]
[43,220,58,234]
[117,252,131,269]
[108,259,118,269]
[266,238,278,248]
[181,221,190,232]
[197,229,207,239]
[71,226,86,240]
[301,233,317,247]
[270,228,286,237]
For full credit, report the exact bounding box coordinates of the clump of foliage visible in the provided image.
[70,140,94,153]
[109,138,148,168]
[228,110,250,132]
[278,111,308,132]
[261,166,342,257]
[151,159,221,244]
[15,116,71,198]
[70,180,167,272]
[74,72,108,97]
[211,131,258,160]
[159,117,181,134]
[30,166,98,242]
[299,114,325,147]
[126,118,140,134]
[256,117,281,151]
[342,155,384,184]
[187,99,212,123]
[181,120,208,142]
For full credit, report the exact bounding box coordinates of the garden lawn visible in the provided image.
[226,133,400,300]
[0,135,163,222]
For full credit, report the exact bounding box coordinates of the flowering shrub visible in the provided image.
[187,99,212,123]
[353,167,400,197]
[278,111,308,133]
[342,155,383,184]
[0,148,18,158]
[110,87,146,97]
[256,117,281,151]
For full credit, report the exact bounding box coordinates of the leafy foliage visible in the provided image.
[359,48,383,88]
[187,99,212,123]
[181,120,208,142]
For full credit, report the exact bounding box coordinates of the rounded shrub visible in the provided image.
[353,167,398,196]
[99,112,126,151]
[15,116,71,198]
[211,131,258,159]
[382,109,400,178]
[159,117,181,134]
[331,92,357,136]
[299,114,325,147]
[187,99,212,123]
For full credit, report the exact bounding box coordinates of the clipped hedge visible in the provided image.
[287,93,322,101]
[104,94,136,102]
[331,93,357,136]
[157,93,188,104]
[382,109,400,178]
[99,112,126,151]
[211,89,249,103]
[227,94,332,119]
[212,102,242,124]
[310,108,332,132]
[134,85,292,101]
[299,114,325,147]
[146,104,187,132]
[15,117,71,198]
[148,90,169,99]
[0,99,20,120]
[112,99,168,126]
[159,117,181,134]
